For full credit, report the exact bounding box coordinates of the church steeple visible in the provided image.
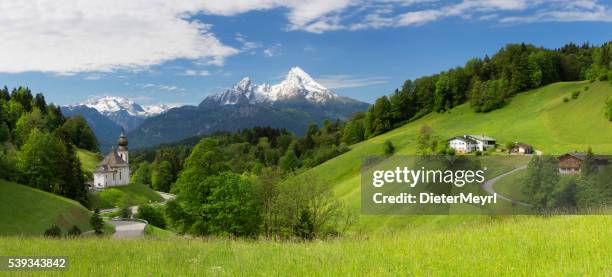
[117,128,129,163]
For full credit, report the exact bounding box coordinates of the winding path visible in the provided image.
[100,191,176,238]
[106,220,147,238]
[481,165,531,207]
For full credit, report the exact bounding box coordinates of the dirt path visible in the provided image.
[481,166,531,207]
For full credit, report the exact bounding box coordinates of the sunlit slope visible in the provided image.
[0,180,92,236]
[307,81,612,232]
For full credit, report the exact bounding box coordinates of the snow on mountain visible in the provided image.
[206,67,340,105]
[78,96,173,117]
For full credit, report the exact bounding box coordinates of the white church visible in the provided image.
[93,129,130,189]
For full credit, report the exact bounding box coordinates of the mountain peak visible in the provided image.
[204,67,346,106]
[286,67,313,82]
[78,96,173,117]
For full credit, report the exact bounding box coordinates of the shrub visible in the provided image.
[571,91,580,99]
[90,209,104,235]
[475,151,482,156]
[136,204,166,229]
[67,225,82,237]
[563,97,569,103]
[584,86,589,91]
[383,140,395,156]
[44,225,62,237]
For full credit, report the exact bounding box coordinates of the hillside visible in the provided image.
[0,215,609,275]
[89,184,165,209]
[0,180,92,236]
[77,149,102,174]
[306,80,612,232]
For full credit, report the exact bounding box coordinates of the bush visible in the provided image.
[136,204,166,229]
[383,140,395,156]
[563,97,569,103]
[67,225,82,237]
[571,91,580,99]
[44,225,62,237]
[90,209,104,235]
[584,86,589,91]
[475,151,482,156]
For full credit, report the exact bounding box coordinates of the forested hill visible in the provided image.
[339,42,612,145]
[0,87,98,206]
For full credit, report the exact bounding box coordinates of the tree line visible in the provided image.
[0,87,98,205]
[351,42,612,142]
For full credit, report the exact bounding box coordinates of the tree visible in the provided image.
[279,148,300,172]
[293,209,315,240]
[90,209,104,235]
[581,147,597,176]
[383,140,395,156]
[523,156,560,209]
[13,108,48,146]
[203,172,262,236]
[416,125,434,155]
[132,161,152,186]
[54,116,99,152]
[152,161,174,192]
[17,129,66,192]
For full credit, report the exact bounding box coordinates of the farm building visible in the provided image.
[448,135,496,153]
[511,143,533,154]
[557,152,609,174]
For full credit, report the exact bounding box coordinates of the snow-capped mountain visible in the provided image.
[204,67,341,105]
[128,67,369,148]
[82,96,173,117]
[62,96,179,150]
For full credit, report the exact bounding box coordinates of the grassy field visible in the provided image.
[0,215,610,276]
[303,80,612,232]
[88,184,164,209]
[76,149,101,174]
[0,180,92,236]
[493,169,530,202]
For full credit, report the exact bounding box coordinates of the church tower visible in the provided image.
[117,128,129,163]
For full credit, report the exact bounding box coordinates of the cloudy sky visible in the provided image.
[0,0,611,105]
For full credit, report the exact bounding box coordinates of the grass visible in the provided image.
[493,169,530,202]
[89,184,164,209]
[302,81,612,232]
[144,225,176,238]
[0,179,92,236]
[76,149,102,174]
[0,215,609,276]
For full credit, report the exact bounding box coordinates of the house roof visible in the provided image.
[466,135,496,141]
[558,152,610,164]
[516,143,532,148]
[448,136,478,144]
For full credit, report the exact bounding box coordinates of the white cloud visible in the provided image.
[83,74,103,80]
[133,83,185,93]
[182,69,211,76]
[0,1,239,74]
[316,75,389,89]
[263,44,283,57]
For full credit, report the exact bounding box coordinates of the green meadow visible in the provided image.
[0,180,91,235]
[76,149,101,174]
[0,216,610,276]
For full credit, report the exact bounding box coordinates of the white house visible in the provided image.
[93,129,130,189]
[448,135,496,153]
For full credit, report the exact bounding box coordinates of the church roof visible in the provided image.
[95,148,128,173]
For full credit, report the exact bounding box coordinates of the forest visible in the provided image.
[0,86,98,206]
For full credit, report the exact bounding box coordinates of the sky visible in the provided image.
[0,0,611,106]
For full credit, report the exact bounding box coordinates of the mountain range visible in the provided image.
[63,67,369,149]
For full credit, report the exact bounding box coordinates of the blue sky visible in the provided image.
[0,1,611,106]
